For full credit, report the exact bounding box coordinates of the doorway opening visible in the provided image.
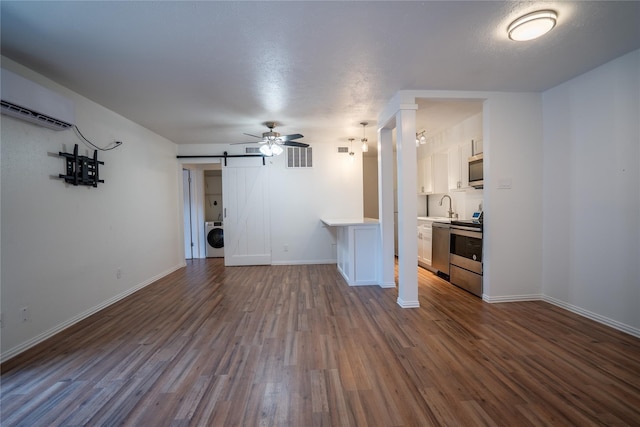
[181,163,222,260]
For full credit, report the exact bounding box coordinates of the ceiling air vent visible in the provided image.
[245,147,261,154]
[287,146,312,168]
[337,147,349,153]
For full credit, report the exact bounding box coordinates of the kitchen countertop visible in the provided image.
[323,217,455,226]
[417,216,451,222]
[321,218,380,227]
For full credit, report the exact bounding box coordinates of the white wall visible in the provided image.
[399,91,543,301]
[1,58,184,361]
[483,93,544,300]
[178,142,363,265]
[204,170,223,222]
[271,147,363,264]
[541,49,640,333]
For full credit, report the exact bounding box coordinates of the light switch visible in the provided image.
[498,178,512,189]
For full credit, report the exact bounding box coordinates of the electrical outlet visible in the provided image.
[283,244,289,252]
[117,268,122,279]
[0,312,3,328]
[21,306,29,323]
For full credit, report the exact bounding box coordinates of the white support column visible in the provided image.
[396,105,420,307]
[377,127,395,288]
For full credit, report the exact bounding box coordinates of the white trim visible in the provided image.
[397,297,420,308]
[378,281,396,289]
[483,294,543,303]
[0,262,186,363]
[482,293,639,339]
[271,259,337,266]
[542,295,640,339]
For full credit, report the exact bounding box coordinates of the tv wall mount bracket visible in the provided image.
[58,144,104,187]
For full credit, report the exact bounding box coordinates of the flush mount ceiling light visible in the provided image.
[508,10,557,41]
[360,122,369,153]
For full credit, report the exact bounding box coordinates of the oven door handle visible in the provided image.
[450,227,482,238]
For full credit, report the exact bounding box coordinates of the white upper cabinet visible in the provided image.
[432,153,448,194]
[448,140,474,191]
[417,156,433,194]
[447,146,461,191]
[418,153,448,195]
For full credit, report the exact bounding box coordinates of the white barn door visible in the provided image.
[222,160,271,266]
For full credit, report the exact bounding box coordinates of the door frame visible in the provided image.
[182,169,194,259]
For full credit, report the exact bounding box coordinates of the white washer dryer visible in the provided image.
[205,221,224,258]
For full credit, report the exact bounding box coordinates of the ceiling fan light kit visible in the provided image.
[259,144,272,156]
[234,121,308,156]
[508,10,557,41]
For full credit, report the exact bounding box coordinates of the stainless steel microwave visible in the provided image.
[468,153,483,188]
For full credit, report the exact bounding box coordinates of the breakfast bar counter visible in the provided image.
[321,218,380,286]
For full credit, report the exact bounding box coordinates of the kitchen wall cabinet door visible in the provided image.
[418,153,447,195]
[417,156,433,194]
[448,140,473,191]
[432,153,448,194]
[448,146,462,191]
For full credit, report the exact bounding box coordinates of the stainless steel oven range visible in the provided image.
[449,220,483,297]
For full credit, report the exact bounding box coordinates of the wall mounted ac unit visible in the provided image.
[1,67,75,131]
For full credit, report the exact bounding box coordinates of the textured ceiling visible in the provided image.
[1,1,639,150]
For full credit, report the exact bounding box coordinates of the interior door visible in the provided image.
[222,160,271,266]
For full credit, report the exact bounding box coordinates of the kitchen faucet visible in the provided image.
[439,195,454,218]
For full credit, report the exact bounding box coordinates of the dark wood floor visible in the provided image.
[2,259,639,426]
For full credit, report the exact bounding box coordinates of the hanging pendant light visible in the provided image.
[360,122,369,153]
[348,138,355,162]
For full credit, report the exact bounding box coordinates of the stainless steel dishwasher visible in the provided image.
[432,222,450,278]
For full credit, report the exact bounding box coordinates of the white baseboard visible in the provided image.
[482,293,639,339]
[483,293,544,303]
[378,281,396,289]
[1,262,186,364]
[542,295,640,339]
[271,259,337,265]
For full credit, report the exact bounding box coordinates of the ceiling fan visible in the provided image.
[234,121,309,155]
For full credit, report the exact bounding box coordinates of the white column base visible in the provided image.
[397,297,420,308]
[378,281,396,288]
